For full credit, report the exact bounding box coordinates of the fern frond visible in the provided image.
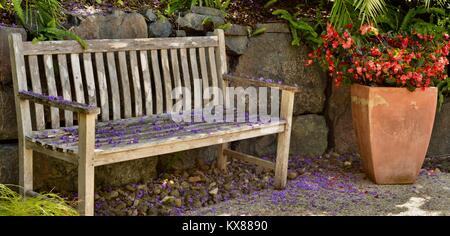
[353,0,386,25]
[330,0,355,29]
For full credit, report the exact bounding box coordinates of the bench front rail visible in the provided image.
[9,30,297,216]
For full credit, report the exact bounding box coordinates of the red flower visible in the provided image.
[401,37,409,49]
[332,40,339,48]
[342,37,353,49]
[308,23,449,89]
[370,47,382,57]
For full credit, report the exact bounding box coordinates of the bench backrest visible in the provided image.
[9,29,227,131]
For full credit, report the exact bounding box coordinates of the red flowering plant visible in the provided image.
[307,23,450,93]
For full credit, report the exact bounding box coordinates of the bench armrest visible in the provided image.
[18,90,100,115]
[223,74,300,92]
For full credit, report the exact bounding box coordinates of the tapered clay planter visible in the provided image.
[351,84,437,184]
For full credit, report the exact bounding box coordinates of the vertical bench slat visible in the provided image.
[106,52,121,120]
[161,49,172,112]
[71,54,86,104]
[180,48,192,111]
[140,51,153,115]
[208,47,219,89]
[170,49,182,88]
[189,48,202,111]
[28,56,45,130]
[57,54,73,126]
[129,51,143,116]
[151,50,164,114]
[83,53,97,106]
[198,48,209,105]
[43,55,59,128]
[170,49,182,110]
[208,47,219,106]
[214,29,228,108]
[118,51,132,118]
[94,53,109,121]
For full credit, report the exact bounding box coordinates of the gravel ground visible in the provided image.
[186,156,450,216]
[80,151,450,216]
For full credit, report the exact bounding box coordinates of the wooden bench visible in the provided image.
[8,29,298,216]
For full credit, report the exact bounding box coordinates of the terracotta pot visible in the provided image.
[351,84,437,184]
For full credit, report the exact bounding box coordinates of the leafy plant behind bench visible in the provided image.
[12,0,87,48]
[272,9,322,48]
[163,0,230,16]
[0,184,78,216]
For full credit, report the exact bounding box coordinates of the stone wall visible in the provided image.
[1,7,449,190]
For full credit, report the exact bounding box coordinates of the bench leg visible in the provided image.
[78,113,96,216]
[274,131,290,189]
[19,146,33,196]
[217,143,229,171]
[274,90,295,189]
[78,159,94,216]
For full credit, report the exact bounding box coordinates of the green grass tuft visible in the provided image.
[0,184,79,216]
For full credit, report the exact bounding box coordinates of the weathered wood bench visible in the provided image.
[9,29,298,216]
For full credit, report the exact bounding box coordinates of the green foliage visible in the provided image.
[330,0,449,30]
[330,0,386,28]
[0,184,78,216]
[195,0,230,10]
[437,77,450,111]
[272,9,322,47]
[95,0,123,6]
[250,27,266,37]
[12,0,87,48]
[264,0,278,8]
[217,22,232,30]
[163,0,230,16]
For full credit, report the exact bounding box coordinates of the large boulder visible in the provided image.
[33,152,158,192]
[233,26,327,115]
[428,99,450,156]
[191,6,225,18]
[176,13,225,32]
[290,115,328,156]
[0,144,19,184]
[327,84,358,154]
[157,147,218,172]
[71,10,148,39]
[142,8,158,22]
[148,18,173,38]
[0,26,27,140]
[234,115,328,157]
[233,135,277,157]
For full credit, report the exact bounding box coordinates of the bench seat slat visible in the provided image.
[25,115,286,163]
